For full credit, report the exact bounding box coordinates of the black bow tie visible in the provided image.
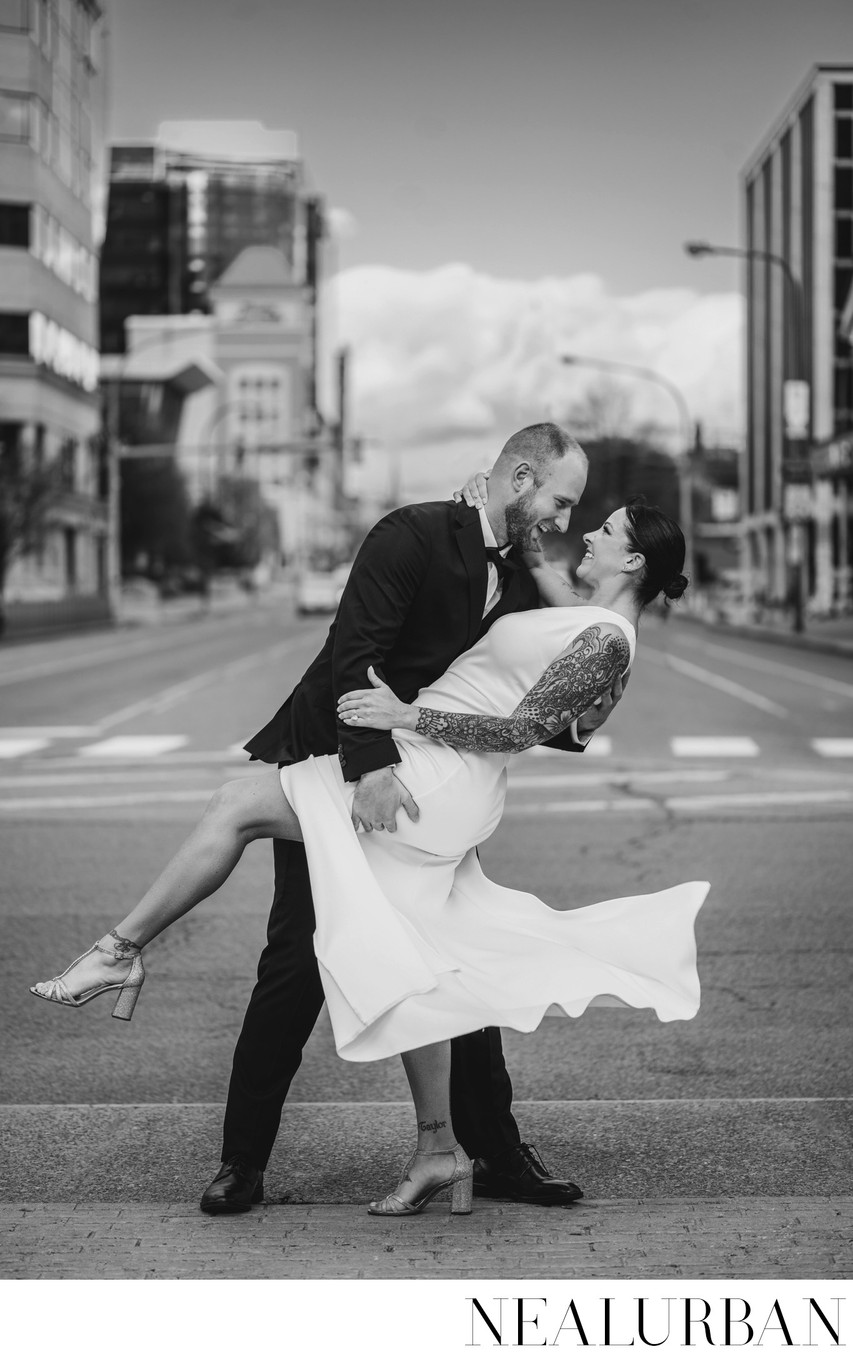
[485,546,517,583]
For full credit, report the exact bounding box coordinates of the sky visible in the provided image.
[106,0,853,496]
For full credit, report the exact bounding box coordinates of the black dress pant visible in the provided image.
[222,838,521,1169]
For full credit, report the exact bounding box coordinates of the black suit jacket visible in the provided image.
[246,499,584,777]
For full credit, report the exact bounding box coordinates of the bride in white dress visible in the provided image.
[31,499,708,1217]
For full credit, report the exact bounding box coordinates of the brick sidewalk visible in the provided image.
[3,1198,850,1280]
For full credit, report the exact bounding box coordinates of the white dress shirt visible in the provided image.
[478,506,509,618]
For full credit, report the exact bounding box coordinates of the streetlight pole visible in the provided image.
[684,239,808,632]
[560,353,695,583]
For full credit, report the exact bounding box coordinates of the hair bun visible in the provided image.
[663,573,688,602]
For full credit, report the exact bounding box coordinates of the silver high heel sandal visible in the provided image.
[30,931,145,1022]
[368,1143,473,1217]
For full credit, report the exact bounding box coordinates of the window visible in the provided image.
[835,83,853,112]
[837,165,853,212]
[837,118,853,161]
[0,201,29,247]
[0,91,29,141]
[0,0,27,29]
[837,217,853,261]
[58,437,76,492]
[0,311,29,354]
[0,422,23,474]
[63,527,77,589]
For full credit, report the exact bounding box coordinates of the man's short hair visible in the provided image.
[499,423,586,484]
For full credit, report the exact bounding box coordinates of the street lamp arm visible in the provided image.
[561,353,692,449]
[686,240,798,293]
[684,239,804,380]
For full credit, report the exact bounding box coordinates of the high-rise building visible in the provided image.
[99,121,307,355]
[0,0,108,633]
[743,64,853,614]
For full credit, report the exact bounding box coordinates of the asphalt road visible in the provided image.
[1,597,851,1269]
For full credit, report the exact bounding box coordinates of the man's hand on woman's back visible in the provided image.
[351,767,420,834]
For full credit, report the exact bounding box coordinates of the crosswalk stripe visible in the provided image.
[811,738,853,757]
[2,733,852,765]
[529,735,612,757]
[76,736,189,758]
[671,736,760,758]
[0,738,49,759]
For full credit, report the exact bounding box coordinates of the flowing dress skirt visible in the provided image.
[280,739,708,1063]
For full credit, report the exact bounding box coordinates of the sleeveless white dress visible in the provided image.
[279,606,708,1062]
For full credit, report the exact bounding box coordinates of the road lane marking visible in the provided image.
[528,735,612,757]
[671,737,759,758]
[811,738,853,757]
[682,636,853,700]
[93,639,296,731]
[510,769,731,789]
[0,739,49,758]
[77,736,189,758]
[650,652,789,717]
[0,726,99,738]
[0,766,738,790]
[505,797,659,815]
[0,767,248,788]
[665,789,853,812]
[0,612,320,688]
[3,787,851,816]
[0,626,234,686]
[0,789,213,811]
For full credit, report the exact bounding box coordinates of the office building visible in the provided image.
[103,242,335,568]
[0,0,108,633]
[743,63,853,613]
[99,121,309,355]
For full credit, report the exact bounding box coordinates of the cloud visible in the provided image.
[328,263,743,499]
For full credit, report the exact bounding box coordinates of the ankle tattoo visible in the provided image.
[108,929,140,958]
[417,1119,447,1134]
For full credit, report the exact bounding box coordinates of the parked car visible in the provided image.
[295,569,340,615]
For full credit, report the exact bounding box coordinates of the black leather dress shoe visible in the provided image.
[473,1143,583,1205]
[200,1157,264,1215]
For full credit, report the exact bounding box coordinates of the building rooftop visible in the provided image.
[155,120,299,163]
[743,63,853,180]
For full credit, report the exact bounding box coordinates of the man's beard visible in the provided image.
[504,487,541,552]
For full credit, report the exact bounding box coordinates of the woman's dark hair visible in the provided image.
[623,496,688,607]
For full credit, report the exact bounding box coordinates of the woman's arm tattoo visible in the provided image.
[414,625,630,754]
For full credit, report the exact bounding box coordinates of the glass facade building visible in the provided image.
[0,0,109,632]
[99,124,305,355]
[743,64,853,614]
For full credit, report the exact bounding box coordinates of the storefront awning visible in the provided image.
[100,353,221,393]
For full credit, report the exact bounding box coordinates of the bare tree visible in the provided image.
[0,432,63,611]
[563,379,633,441]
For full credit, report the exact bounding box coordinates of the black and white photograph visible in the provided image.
[1,0,851,1354]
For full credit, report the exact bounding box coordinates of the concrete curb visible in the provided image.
[3,1197,850,1279]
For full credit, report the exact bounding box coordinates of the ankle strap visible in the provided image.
[94,930,141,959]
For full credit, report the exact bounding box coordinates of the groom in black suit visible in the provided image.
[200,422,622,1213]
